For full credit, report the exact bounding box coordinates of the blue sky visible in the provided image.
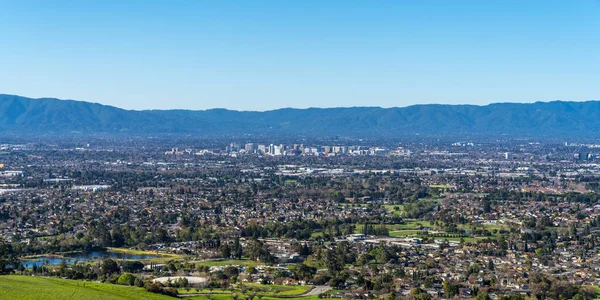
[0,0,599,111]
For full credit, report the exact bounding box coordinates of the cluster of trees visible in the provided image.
[403,200,436,218]
[9,222,173,256]
[143,282,179,297]
[245,239,276,264]
[0,238,19,274]
[484,189,600,205]
[362,223,389,236]
[529,273,596,300]
[241,219,354,240]
[160,277,190,288]
[219,238,243,259]
[442,281,459,298]
[290,263,317,281]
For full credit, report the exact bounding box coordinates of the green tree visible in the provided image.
[443,281,459,298]
[117,273,136,286]
[220,243,231,258]
[101,258,120,275]
[476,292,490,300]
[292,263,317,280]
[123,261,144,273]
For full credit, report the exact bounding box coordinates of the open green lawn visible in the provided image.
[107,247,183,263]
[341,203,404,214]
[179,284,310,297]
[353,221,434,234]
[186,294,321,300]
[0,275,173,300]
[178,288,234,295]
[107,247,177,257]
[352,220,500,242]
[481,224,511,232]
[194,259,262,267]
[452,223,509,232]
[246,283,311,296]
[383,205,404,215]
[187,295,233,300]
[394,220,433,229]
[263,296,320,300]
[310,231,324,238]
[389,230,422,237]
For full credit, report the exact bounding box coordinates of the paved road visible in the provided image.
[303,285,332,296]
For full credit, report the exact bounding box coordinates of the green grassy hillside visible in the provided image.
[0,275,173,300]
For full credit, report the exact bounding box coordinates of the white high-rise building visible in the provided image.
[257,144,266,153]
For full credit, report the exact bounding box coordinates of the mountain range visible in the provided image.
[1,94,599,138]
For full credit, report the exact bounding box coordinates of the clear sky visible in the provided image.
[1,0,599,111]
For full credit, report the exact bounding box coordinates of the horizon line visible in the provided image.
[1,93,599,113]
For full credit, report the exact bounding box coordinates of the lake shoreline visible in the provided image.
[19,248,169,268]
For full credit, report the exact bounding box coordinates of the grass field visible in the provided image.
[481,224,510,232]
[193,259,263,267]
[179,283,311,297]
[353,220,434,234]
[186,294,321,300]
[0,275,173,300]
[191,295,233,300]
[310,231,324,238]
[351,219,500,243]
[394,220,433,229]
[246,283,310,296]
[108,247,183,263]
[389,230,422,237]
[106,247,165,256]
[110,247,181,257]
[263,296,320,300]
[383,205,404,215]
[178,288,233,295]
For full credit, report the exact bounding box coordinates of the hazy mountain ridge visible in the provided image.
[1,94,599,137]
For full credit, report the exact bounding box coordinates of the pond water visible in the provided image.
[21,250,160,268]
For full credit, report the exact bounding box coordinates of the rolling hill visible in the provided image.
[1,94,599,138]
[0,275,173,300]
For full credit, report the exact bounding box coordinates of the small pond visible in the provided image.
[21,250,160,268]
